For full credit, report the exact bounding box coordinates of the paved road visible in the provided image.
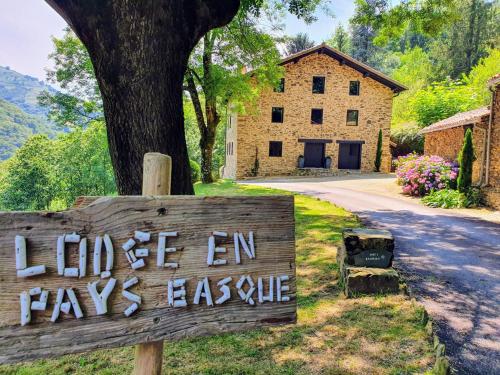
[244,174,500,375]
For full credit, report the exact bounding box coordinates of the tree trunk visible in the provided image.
[200,137,215,183]
[185,33,220,184]
[45,0,240,195]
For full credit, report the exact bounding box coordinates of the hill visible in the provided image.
[0,99,58,160]
[0,66,62,160]
[0,66,56,116]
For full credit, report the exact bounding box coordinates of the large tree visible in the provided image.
[45,0,241,195]
[327,25,351,53]
[285,32,315,55]
[184,10,281,183]
[349,0,388,69]
[45,0,322,195]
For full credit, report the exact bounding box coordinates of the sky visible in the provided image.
[0,0,356,81]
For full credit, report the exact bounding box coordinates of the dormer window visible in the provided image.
[312,76,325,94]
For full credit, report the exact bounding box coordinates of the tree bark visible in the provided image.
[45,0,240,195]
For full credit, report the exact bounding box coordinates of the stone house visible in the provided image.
[420,74,500,209]
[222,44,406,179]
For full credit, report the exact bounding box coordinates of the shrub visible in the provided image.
[390,124,424,157]
[457,128,475,193]
[422,187,482,208]
[190,159,201,182]
[395,153,458,196]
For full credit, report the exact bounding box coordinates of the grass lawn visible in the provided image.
[1,180,434,375]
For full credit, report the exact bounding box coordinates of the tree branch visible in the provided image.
[186,71,207,136]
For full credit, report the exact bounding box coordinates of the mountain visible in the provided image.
[0,66,56,116]
[0,99,58,160]
[0,66,61,160]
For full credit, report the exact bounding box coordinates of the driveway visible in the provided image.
[242,173,500,375]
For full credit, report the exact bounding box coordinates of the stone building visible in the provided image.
[420,107,490,183]
[421,74,500,209]
[222,44,406,179]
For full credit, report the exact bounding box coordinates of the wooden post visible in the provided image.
[133,152,172,375]
[142,152,172,196]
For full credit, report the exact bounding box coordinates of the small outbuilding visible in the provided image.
[420,74,500,209]
[420,106,490,183]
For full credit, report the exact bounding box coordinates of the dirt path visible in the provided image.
[242,174,500,375]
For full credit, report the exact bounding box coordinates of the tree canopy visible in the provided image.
[285,32,315,55]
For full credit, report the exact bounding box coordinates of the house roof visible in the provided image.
[420,107,490,134]
[280,43,407,93]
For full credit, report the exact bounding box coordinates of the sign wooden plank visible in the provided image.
[0,195,295,364]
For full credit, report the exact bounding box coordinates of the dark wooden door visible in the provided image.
[338,143,361,169]
[304,143,324,167]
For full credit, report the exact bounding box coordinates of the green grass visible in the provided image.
[0,180,434,375]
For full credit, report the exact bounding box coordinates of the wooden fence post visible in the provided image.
[133,152,172,374]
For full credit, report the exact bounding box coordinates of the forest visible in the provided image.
[0,0,498,210]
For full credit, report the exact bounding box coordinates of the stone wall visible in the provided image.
[226,53,394,179]
[222,112,238,179]
[484,84,500,209]
[487,84,500,188]
[423,122,487,184]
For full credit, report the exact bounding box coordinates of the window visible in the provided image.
[226,142,234,156]
[312,76,325,94]
[311,108,323,125]
[346,110,359,126]
[272,107,284,123]
[274,78,285,93]
[269,141,283,157]
[349,81,360,96]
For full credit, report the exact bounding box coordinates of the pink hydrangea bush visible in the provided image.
[395,153,458,196]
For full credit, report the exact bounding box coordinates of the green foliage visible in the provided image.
[39,28,103,128]
[457,128,475,193]
[190,160,201,182]
[0,135,56,210]
[349,0,389,70]
[185,8,283,182]
[241,0,327,24]
[374,129,383,172]
[390,47,433,126]
[390,124,424,156]
[0,122,116,211]
[429,0,499,80]
[463,49,500,104]
[422,189,468,208]
[367,0,460,45]
[422,187,482,208]
[410,80,477,127]
[391,48,499,129]
[285,32,315,55]
[326,25,351,52]
[0,99,59,160]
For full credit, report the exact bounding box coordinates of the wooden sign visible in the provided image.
[0,195,295,364]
